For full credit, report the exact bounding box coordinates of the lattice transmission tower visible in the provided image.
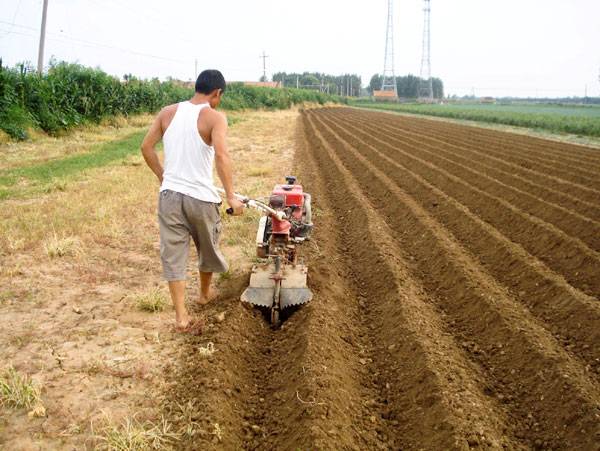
[381,0,398,97]
[419,0,433,100]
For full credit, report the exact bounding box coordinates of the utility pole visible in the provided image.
[296,75,299,89]
[419,0,433,100]
[260,51,269,81]
[350,77,353,97]
[37,0,49,74]
[381,0,398,98]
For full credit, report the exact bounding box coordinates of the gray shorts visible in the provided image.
[158,190,228,280]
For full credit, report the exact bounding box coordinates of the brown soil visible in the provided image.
[159,107,600,450]
[3,107,599,450]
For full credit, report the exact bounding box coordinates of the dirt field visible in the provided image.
[2,106,600,450]
[160,107,600,450]
[297,108,600,450]
[0,109,298,450]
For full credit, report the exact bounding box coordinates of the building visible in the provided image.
[240,81,282,89]
[373,90,398,101]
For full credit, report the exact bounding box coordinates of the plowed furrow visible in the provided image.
[395,119,600,179]
[303,113,522,450]
[329,111,600,251]
[162,285,316,451]
[318,111,600,297]
[344,108,600,202]
[306,110,600,450]
[345,108,600,172]
[291,120,393,450]
[351,108,600,167]
[339,111,600,222]
[316,110,600,376]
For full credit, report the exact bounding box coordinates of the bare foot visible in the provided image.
[175,314,192,330]
[174,317,204,336]
[197,288,219,306]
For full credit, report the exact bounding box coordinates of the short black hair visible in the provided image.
[195,69,226,94]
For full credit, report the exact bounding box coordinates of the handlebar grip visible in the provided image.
[226,207,234,215]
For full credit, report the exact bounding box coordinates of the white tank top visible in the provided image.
[160,101,221,203]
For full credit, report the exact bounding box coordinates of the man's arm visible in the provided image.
[212,112,244,215]
[141,111,165,183]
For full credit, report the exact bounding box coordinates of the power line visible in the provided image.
[0,27,37,39]
[0,0,23,38]
[0,20,189,65]
[84,0,199,48]
[0,23,261,81]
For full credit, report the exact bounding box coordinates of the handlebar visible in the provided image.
[216,188,286,220]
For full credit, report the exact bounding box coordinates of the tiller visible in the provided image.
[219,176,313,327]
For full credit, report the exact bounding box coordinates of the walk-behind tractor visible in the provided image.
[218,176,313,327]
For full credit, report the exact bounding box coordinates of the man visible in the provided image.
[141,69,244,331]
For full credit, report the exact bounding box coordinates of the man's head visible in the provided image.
[195,69,226,108]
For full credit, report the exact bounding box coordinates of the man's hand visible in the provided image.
[227,196,245,216]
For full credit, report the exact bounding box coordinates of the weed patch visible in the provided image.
[43,233,82,258]
[95,415,179,451]
[0,367,41,410]
[133,289,168,313]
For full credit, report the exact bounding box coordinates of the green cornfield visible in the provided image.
[353,101,600,137]
[0,61,344,140]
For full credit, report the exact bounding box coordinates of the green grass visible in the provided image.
[353,101,600,137]
[0,366,41,410]
[0,130,145,199]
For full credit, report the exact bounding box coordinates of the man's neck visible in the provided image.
[189,93,211,106]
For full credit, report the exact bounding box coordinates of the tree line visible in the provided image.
[272,72,362,97]
[368,74,444,99]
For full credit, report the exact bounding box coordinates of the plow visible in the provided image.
[219,176,313,327]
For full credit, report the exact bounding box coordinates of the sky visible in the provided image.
[0,0,599,98]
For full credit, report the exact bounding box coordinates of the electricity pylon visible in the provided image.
[419,0,434,100]
[381,0,398,97]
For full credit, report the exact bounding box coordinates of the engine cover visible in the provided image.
[271,184,304,208]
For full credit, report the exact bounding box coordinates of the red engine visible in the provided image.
[256,176,313,260]
[270,183,305,234]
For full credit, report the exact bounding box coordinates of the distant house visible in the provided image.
[373,90,398,101]
[238,81,282,89]
[481,96,496,104]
